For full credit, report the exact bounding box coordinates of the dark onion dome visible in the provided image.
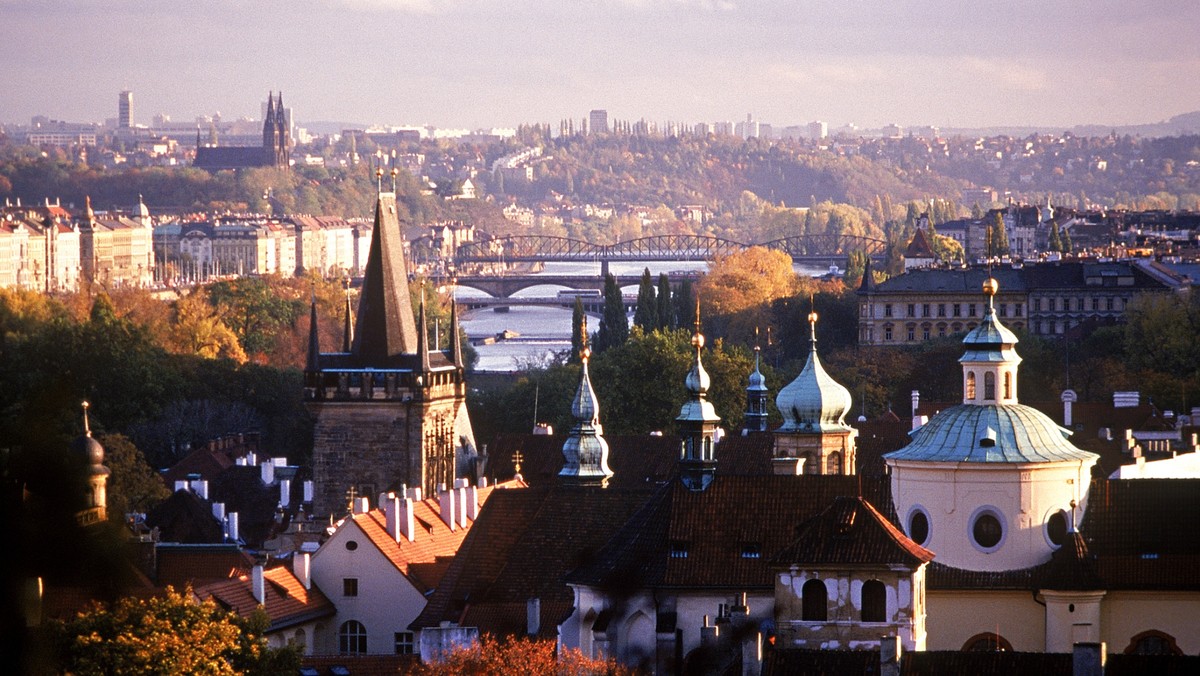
[71,401,110,475]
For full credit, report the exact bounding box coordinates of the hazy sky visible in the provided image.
[3,0,1199,130]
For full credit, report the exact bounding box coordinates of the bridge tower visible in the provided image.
[305,187,476,517]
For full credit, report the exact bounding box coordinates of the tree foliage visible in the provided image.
[412,634,630,676]
[594,273,628,353]
[49,587,298,676]
[632,268,657,330]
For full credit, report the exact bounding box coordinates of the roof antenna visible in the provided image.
[532,383,540,428]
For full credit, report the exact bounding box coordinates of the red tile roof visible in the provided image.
[775,496,934,568]
[196,563,335,631]
[155,544,255,589]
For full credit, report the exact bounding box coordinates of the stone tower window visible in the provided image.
[801,579,827,621]
[861,580,886,623]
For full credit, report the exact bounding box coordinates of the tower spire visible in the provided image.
[744,328,769,433]
[306,287,321,372]
[351,190,419,361]
[341,277,354,352]
[417,288,431,373]
[677,303,720,491]
[559,316,613,485]
[449,293,464,369]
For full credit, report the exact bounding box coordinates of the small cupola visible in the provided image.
[743,344,769,433]
[775,310,853,433]
[559,318,614,486]
[677,310,721,491]
[959,277,1022,406]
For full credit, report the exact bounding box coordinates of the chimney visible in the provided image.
[174,480,188,492]
[212,502,226,522]
[353,497,370,514]
[1072,642,1106,676]
[279,479,291,507]
[407,486,423,502]
[455,486,468,528]
[260,461,275,485]
[1062,389,1077,427]
[385,494,416,543]
[465,485,480,520]
[911,390,920,418]
[439,485,457,531]
[479,477,489,488]
[294,552,311,590]
[251,564,265,604]
[303,480,314,503]
[527,597,541,636]
[880,635,902,676]
[700,615,719,649]
[227,512,240,541]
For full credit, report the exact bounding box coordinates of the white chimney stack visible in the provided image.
[407,486,423,502]
[260,461,275,485]
[911,389,920,418]
[279,479,291,507]
[1062,389,1078,427]
[439,485,457,531]
[527,597,541,636]
[294,552,311,590]
[227,512,240,542]
[303,480,314,503]
[174,480,188,493]
[193,480,209,501]
[251,564,265,604]
[353,497,370,514]
[212,502,226,522]
[384,493,415,543]
[455,487,468,528]
[465,485,480,521]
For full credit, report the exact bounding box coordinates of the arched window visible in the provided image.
[801,579,827,621]
[861,580,886,623]
[339,620,367,655]
[984,372,995,400]
[826,451,842,475]
[963,633,1012,652]
[1124,630,1182,655]
[966,372,976,400]
[1003,372,1012,399]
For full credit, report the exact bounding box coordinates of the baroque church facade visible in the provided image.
[304,185,476,517]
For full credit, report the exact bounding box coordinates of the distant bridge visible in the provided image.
[457,294,637,316]
[453,233,886,268]
[449,271,700,298]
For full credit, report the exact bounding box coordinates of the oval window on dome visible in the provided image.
[909,510,930,546]
[972,511,1003,550]
[1046,510,1068,547]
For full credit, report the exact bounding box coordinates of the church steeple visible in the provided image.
[306,291,321,372]
[341,278,354,353]
[743,342,769,433]
[677,305,720,491]
[559,317,613,486]
[449,296,464,369]
[417,290,431,374]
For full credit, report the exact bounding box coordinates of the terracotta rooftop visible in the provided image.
[775,496,934,568]
[196,562,335,632]
[154,543,255,589]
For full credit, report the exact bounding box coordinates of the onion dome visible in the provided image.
[678,326,719,424]
[134,194,150,219]
[747,346,767,392]
[71,401,109,475]
[775,311,853,433]
[560,323,613,484]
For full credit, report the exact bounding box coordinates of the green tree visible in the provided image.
[1061,227,1073,254]
[989,210,1010,256]
[632,267,657,330]
[1048,222,1063,252]
[594,273,627,353]
[96,433,171,521]
[656,273,672,331]
[673,278,694,330]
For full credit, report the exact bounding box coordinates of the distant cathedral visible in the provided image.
[193,92,291,171]
[304,180,476,517]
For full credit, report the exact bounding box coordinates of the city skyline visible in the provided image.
[2,1,1199,131]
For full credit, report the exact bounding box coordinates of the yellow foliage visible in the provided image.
[699,246,798,317]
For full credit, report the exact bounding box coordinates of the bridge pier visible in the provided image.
[600,259,610,279]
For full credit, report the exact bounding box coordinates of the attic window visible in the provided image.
[741,544,761,559]
[670,541,689,559]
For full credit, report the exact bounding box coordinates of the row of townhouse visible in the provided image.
[0,197,154,291]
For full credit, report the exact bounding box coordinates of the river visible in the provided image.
[457,261,834,372]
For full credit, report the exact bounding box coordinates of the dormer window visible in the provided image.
[670,541,689,559]
[740,543,761,559]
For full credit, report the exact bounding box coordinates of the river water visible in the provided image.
[458,261,832,372]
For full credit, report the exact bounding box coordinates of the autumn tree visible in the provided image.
[412,634,630,676]
[699,246,797,318]
[50,587,298,676]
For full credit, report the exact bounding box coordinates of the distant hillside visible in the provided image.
[940,111,1200,139]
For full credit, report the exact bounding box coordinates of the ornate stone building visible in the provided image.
[305,188,475,517]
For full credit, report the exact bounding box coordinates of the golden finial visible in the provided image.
[375,167,384,193]
[983,277,999,296]
[391,167,398,193]
[81,400,92,438]
[691,295,704,349]
[512,450,524,475]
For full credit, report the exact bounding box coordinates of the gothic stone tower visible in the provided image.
[305,188,475,517]
[262,92,291,169]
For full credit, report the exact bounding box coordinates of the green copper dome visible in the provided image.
[560,347,614,483]
[884,404,1096,463]
[775,313,853,433]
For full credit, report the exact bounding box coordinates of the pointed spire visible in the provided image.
[417,288,431,373]
[306,288,321,372]
[449,294,464,369]
[560,317,613,485]
[678,302,720,491]
[351,192,419,362]
[744,334,769,433]
[341,277,353,352]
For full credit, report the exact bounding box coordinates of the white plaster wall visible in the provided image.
[310,519,427,654]
[926,590,1044,651]
[673,592,773,658]
[1100,592,1200,655]
[1042,590,1105,653]
[890,460,1093,571]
